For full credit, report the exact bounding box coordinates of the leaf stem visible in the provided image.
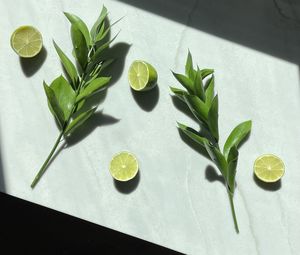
[31,130,64,188]
[228,190,239,233]
[31,77,87,188]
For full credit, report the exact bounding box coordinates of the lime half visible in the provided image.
[254,154,285,183]
[11,26,43,58]
[128,60,157,91]
[109,151,139,181]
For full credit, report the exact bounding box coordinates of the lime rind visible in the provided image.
[109,151,139,182]
[254,154,285,183]
[11,25,43,58]
[128,60,157,91]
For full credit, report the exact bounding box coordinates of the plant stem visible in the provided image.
[31,77,87,188]
[31,130,64,188]
[228,190,239,233]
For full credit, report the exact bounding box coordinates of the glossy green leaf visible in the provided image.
[49,76,75,120]
[43,82,64,128]
[223,120,252,159]
[208,95,219,141]
[65,107,97,135]
[76,77,111,103]
[227,146,239,193]
[177,122,208,147]
[170,87,188,102]
[71,24,88,71]
[194,67,205,101]
[64,12,91,46]
[204,76,215,107]
[96,22,106,42]
[91,32,119,63]
[183,94,209,124]
[172,72,194,94]
[53,41,78,87]
[98,58,114,73]
[95,16,123,44]
[95,26,110,43]
[204,141,228,178]
[185,50,195,80]
[201,69,214,79]
[90,6,108,40]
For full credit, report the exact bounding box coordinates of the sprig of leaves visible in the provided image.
[171,51,252,233]
[31,6,118,188]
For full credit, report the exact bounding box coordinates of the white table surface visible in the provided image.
[1,0,300,254]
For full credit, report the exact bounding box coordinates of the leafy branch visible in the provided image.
[31,6,118,188]
[171,51,252,233]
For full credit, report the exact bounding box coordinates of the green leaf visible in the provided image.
[90,6,108,40]
[194,67,205,101]
[95,17,123,44]
[201,69,214,79]
[95,26,110,43]
[49,76,76,120]
[223,120,252,159]
[53,41,78,87]
[64,12,91,46]
[177,122,208,147]
[91,32,119,63]
[98,58,114,73]
[185,50,195,80]
[65,107,97,135]
[204,141,228,178]
[43,82,65,128]
[183,94,209,124]
[170,87,188,102]
[172,72,194,94]
[76,77,111,103]
[204,75,215,107]
[227,146,239,193]
[71,24,89,71]
[208,95,219,141]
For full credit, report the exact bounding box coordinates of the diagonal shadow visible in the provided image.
[0,142,5,192]
[65,111,120,146]
[118,0,300,66]
[205,165,225,186]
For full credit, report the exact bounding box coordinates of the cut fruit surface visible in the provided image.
[128,60,157,91]
[109,151,139,182]
[254,154,285,183]
[11,26,43,58]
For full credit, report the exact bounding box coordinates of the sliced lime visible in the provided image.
[11,26,43,58]
[254,154,285,183]
[109,151,139,181]
[128,60,157,91]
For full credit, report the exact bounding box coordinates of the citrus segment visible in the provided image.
[11,26,43,58]
[128,60,157,91]
[109,151,139,181]
[254,154,284,183]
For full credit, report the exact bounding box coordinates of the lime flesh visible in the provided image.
[11,26,43,58]
[128,60,157,91]
[109,152,139,182]
[254,154,285,183]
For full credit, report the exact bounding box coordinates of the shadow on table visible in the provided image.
[114,171,140,194]
[20,47,47,77]
[205,165,225,186]
[0,192,182,255]
[0,128,5,192]
[118,0,300,66]
[0,146,5,192]
[253,174,282,191]
[66,111,120,146]
[131,85,160,112]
